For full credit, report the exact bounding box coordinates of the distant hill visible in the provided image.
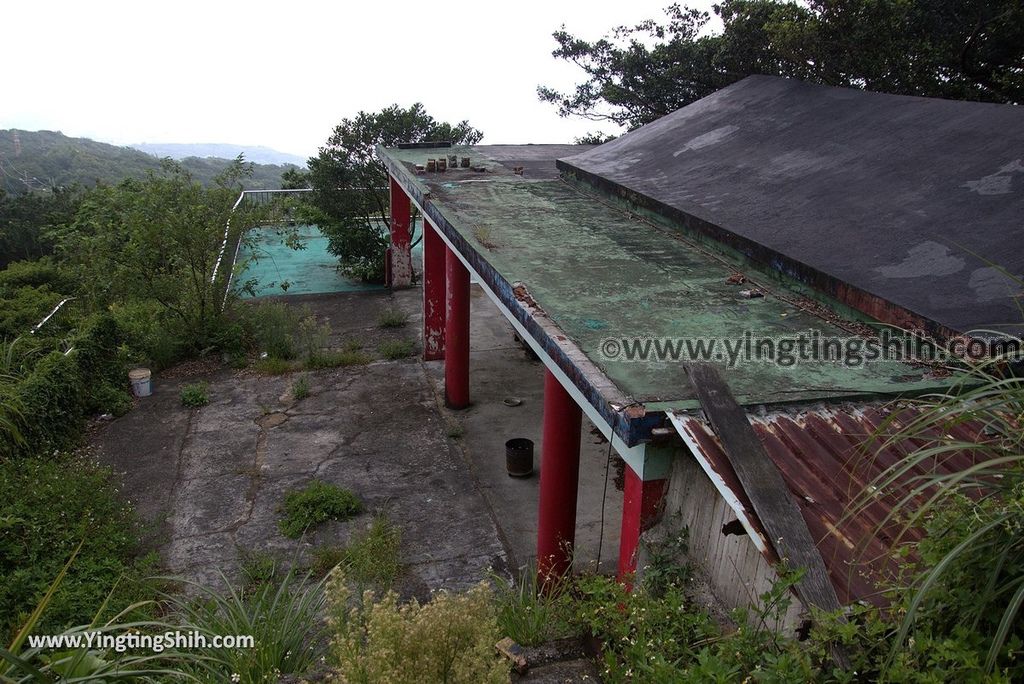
[0,129,299,194]
[130,142,307,167]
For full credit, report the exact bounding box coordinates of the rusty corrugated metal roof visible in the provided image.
[670,405,987,605]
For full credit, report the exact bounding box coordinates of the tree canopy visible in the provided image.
[303,103,483,282]
[539,0,1024,129]
[56,160,266,349]
[0,129,299,195]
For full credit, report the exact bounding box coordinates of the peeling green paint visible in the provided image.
[383,146,957,411]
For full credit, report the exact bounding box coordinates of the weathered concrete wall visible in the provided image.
[642,451,804,633]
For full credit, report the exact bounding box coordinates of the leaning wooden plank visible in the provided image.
[685,362,850,667]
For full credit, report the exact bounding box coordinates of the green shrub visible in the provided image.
[0,558,191,682]
[108,299,183,370]
[377,307,409,328]
[75,314,128,412]
[0,284,64,340]
[246,302,303,360]
[0,258,77,293]
[179,382,209,407]
[0,454,157,638]
[255,356,295,375]
[278,480,362,539]
[292,374,311,400]
[3,351,85,458]
[327,570,508,683]
[0,312,127,458]
[379,339,415,360]
[91,383,132,417]
[570,574,720,682]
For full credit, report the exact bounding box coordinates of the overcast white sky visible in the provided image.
[2,0,719,159]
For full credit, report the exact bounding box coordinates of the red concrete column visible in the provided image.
[536,369,583,587]
[388,176,413,288]
[618,467,668,582]
[444,245,470,408]
[422,220,446,361]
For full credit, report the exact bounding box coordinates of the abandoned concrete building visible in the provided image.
[378,75,1024,629]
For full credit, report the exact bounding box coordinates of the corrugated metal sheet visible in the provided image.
[670,405,987,605]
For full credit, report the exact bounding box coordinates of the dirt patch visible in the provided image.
[257,412,289,429]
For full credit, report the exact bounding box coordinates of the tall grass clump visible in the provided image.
[857,351,1024,674]
[167,569,327,682]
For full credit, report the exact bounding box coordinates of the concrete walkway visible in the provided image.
[94,285,623,595]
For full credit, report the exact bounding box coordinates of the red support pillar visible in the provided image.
[444,245,470,408]
[618,467,668,582]
[388,176,413,288]
[422,220,446,361]
[536,369,583,587]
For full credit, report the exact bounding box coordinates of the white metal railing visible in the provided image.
[210,185,392,309]
[210,190,248,287]
[30,297,75,335]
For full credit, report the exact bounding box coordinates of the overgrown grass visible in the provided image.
[379,339,415,360]
[491,568,573,646]
[854,355,1024,674]
[377,307,409,328]
[245,302,302,361]
[278,480,362,539]
[292,374,311,400]
[254,356,295,375]
[239,549,279,594]
[342,514,402,591]
[310,544,346,579]
[179,381,209,407]
[168,568,328,683]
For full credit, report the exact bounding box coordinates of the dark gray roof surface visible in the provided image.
[559,76,1024,335]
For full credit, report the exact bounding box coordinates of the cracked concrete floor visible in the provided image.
[93,285,622,597]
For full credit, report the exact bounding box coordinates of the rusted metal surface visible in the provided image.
[672,404,987,605]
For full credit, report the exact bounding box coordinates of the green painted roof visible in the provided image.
[381,144,955,416]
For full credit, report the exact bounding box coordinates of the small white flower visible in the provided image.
[230,674,241,683]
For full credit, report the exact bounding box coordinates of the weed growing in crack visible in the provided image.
[278,480,362,539]
[292,374,311,400]
[180,382,209,407]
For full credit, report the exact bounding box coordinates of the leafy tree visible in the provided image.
[0,186,84,268]
[539,0,1024,129]
[56,159,266,351]
[573,132,618,145]
[280,167,312,190]
[305,104,483,282]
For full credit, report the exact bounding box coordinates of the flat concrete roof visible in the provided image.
[560,76,1024,337]
[379,144,953,445]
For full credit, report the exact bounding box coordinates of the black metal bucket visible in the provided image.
[505,438,534,478]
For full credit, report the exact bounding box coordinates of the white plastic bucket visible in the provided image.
[129,368,152,398]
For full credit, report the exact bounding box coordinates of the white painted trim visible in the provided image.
[668,412,768,553]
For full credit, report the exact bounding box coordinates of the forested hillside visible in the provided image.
[130,142,306,166]
[0,129,297,194]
